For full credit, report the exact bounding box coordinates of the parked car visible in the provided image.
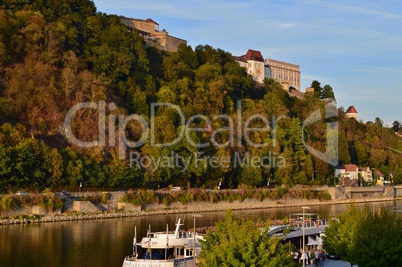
[170,187,181,191]
[16,191,29,196]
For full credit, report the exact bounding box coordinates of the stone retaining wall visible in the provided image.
[72,201,100,213]
[1,186,400,225]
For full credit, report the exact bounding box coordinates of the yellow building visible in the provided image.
[265,58,300,91]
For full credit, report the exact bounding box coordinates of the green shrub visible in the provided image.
[0,195,21,211]
[252,190,263,202]
[302,189,312,199]
[100,192,110,204]
[178,191,194,204]
[276,187,287,198]
[131,189,156,206]
[39,194,64,211]
[316,191,331,200]
[159,193,174,205]
[267,189,279,200]
[119,187,331,206]
[120,190,135,202]
[83,194,101,203]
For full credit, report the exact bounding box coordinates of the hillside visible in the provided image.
[0,0,401,193]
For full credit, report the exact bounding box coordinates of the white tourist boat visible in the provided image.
[122,218,204,267]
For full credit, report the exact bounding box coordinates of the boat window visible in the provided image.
[185,249,193,257]
[167,248,174,259]
[178,248,184,257]
[179,231,187,238]
[147,233,155,238]
[137,248,166,260]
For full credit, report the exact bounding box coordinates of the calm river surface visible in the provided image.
[0,200,399,267]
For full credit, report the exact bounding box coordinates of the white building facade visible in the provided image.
[233,49,271,83]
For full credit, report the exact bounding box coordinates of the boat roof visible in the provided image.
[285,225,327,239]
[289,213,319,216]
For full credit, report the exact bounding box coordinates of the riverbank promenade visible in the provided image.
[307,259,357,267]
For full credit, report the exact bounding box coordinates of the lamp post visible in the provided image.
[302,206,310,267]
[193,215,202,267]
[79,180,83,197]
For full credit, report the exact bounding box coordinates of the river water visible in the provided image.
[0,200,399,267]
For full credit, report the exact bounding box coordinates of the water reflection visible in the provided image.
[0,200,398,267]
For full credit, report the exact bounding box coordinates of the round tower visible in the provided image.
[345,106,358,119]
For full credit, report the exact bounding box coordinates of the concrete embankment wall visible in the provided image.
[72,201,99,213]
[1,206,61,218]
[334,185,395,199]
[1,188,399,223]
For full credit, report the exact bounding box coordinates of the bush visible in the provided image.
[316,191,331,200]
[276,186,288,198]
[83,194,101,203]
[40,195,64,211]
[100,192,110,204]
[0,193,64,212]
[118,188,331,206]
[252,190,263,202]
[0,195,21,211]
[131,189,156,206]
[159,193,174,205]
[177,191,194,204]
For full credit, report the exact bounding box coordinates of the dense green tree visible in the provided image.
[353,207,402,267]
[323,205,402,267]
[238,164,263,187]
[263,92,289,117]
[321,84,335,100]
[0,145,13,191]
[61,147,83,188]
[392,120,401,132]
[354,140,368,166]
[199,211,297,267]
[375,117,383,127]
[310,80,322,95]
[338,130,350,164]
[323,205,363,266]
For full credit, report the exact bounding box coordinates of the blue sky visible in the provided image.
[93,0,402,126]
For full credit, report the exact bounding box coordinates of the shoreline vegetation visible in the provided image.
[0,187,396,225]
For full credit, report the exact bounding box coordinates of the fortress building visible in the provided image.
[233,49,300,91]
[119,17,187,52]
[265,58,300,91]
[233,49,271,83]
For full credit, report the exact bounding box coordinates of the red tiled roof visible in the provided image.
[344,164,358,172]
[346,106,358,114]
[359,167,369,171]
[244,49,264,62]
[376,170,384,177]
[232,55,246,62]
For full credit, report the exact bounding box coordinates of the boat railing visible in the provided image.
[178,231,198,238]
[290,219,328,230]
[124,255,137,261]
